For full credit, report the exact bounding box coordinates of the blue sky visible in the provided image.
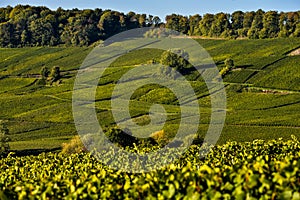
[1,0,299,20]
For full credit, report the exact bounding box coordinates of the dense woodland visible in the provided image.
[0,5,299,47]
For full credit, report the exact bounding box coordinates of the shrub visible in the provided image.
[50,66,61,83]
[61,135,86,154]
[150,130,169,145]
[41,67,50,79]
[106,127,138,148]
[219,66,230,77]
[224,58,235,69]
[160,49,189,72]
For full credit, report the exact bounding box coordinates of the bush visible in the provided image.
[106,127,138,148]
[220,58,235,77]
[150,130,169,145]
[160,49,189,72]
[219,66,231,77]
[50,66,61,83]
[224,58,234,69]
[41,67,50,79]
[61,135,86,154]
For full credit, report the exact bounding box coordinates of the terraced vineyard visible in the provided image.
[0,38,299,150]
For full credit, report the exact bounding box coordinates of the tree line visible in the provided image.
[0,5,162,47]
[0,5,299,47]
[166,10,300,39]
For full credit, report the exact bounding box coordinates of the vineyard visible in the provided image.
[0,38,299,151]
[1,136,300,199]
[0,37,299,199]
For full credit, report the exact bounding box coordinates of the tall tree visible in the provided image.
[165,14,189,34]
[231,11,244,37]
[278,12,289,37]
[247,9,265,39]
[286,12,300,36]
[260,11,279,38]
[199,13,214,36]
[98,11,122,39]
[239,11,255,37]
[188,14,202,35]
[0,22,13,47]
[209,13,231,37]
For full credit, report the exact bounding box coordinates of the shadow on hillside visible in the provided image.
[10,147,61,157]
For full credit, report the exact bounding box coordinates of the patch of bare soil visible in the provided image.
[289,48,300,56]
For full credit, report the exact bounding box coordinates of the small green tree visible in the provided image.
[0,120,10,157]
[41,66,50,79]
[224,58,235,69]
[220,58,235,77]
[50,66,61,83]
[160,49,189,72]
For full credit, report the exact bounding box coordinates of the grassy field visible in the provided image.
[0,37,300,151]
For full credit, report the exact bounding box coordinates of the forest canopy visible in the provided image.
[0,5,299,47]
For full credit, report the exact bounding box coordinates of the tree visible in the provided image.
[0,5,300,47]
[220,58,235,77]
[260,11,279,38]
[160,49,189,77]
[199,14,214,36]
[165,14,189,34]
[278,12,289,37]
[231,11,244,37]
[138,14,147,27]
[219,66,230,77]
[231,11,244,30]
[50,66,61,82]
[41,66,50,79]
[224,58,234,69]
[153,16,161,27]
[286,12,300,36]
[21,29,29,45]
[247,9,265,39]
[188,14,202,35]
[209,12,231,37]
[98,11,122,39]
[240,11,255,37]
[293,23,300,37]
[0,22,13,47]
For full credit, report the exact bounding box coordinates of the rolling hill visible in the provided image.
[0,37,299,150]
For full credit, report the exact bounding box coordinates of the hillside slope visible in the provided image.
[0,38,299,150]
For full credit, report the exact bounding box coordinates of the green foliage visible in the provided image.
[160,49,189,72]
[106,127,138,148]
[247,56,300,91]
[0,5,299,48]
[219,66,231,77]
[50,66,61,82]
[105,127,157,148]
[0,38,300,151]
[40,67,50,79]
[165,14,189,34]
[224,58,235,69]
[0,5,161,47]
[0,121,10,157]
[0,137,300,198]
[220,58,235,77]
